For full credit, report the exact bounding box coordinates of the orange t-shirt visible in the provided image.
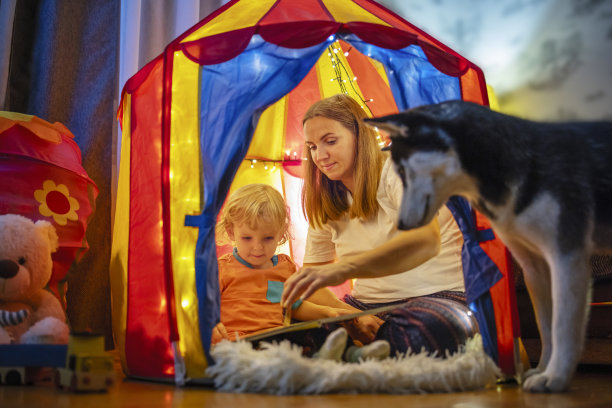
[218,253,297,339]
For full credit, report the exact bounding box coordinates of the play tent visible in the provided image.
[0,112,98,305]
[113,0,521,384]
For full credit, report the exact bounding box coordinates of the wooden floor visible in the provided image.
[3,359,612,408]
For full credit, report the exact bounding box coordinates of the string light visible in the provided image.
[243,158,290,171]
[325,42,374,116]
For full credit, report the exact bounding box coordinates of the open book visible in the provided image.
[241,304,399,343]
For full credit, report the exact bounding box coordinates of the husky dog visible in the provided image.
[365,100,612,392]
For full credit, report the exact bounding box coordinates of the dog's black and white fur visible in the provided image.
[365,100,612,392]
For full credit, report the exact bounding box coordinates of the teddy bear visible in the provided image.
[0,214,69,344]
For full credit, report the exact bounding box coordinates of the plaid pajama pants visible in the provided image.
[343,291,479,357]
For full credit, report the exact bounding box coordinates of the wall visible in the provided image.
[379,0,612,121]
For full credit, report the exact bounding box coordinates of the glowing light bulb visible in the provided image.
[181,299,190,308]
[344,51,349,56]
[353,76,357,81]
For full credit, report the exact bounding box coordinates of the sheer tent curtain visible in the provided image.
[0,0,16,109]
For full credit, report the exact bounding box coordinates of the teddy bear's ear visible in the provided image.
[35,220,59,253]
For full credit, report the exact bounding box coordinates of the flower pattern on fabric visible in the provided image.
[34,180,80,225]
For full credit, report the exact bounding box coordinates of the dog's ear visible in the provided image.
[363,105,447,138]
[363,115,409,138]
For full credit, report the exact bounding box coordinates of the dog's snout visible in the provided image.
[0,259,19,279]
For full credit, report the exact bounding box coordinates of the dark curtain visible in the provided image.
[6,0,119,348]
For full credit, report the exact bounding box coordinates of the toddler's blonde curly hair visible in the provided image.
[216,183,291,246]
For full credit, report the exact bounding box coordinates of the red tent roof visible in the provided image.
[176,0,471,76]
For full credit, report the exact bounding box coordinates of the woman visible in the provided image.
[282,94,477,356]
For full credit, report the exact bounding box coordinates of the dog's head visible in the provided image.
[364,101,469,230]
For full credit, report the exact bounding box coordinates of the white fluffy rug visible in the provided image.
[206,334,500,394]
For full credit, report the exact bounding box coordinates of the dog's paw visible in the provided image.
[523,367,542,380]
[522,371,570,393]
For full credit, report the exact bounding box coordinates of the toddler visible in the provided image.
[212,183,389,362]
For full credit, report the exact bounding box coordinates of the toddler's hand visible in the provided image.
[211,322,229,345]
[342,314,384,345]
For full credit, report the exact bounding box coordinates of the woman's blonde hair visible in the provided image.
[216,183,291,246]
[302,94,386,228]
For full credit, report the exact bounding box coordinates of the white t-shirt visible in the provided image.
[303,157,465,302]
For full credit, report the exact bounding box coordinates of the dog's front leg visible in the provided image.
[523,250,591,392]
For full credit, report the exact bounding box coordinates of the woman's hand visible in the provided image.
[342,314,384,345]
[281,262,353,308]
